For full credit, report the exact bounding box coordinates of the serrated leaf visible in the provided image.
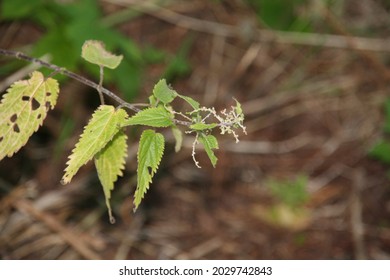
[122,107,173,128]
[0,71,59,160]
[153,79,177,105]
[198,134,219,168]
[190,123,218,131]
[171,126,183,152]
[177,94,200,110]
[81,40,123,69]
[94,130,127,223]
[134,129,165,211]
[62,105,128,184]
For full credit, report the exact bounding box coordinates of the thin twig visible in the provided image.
[98,65,105,105]
[0,54,50,92]
[0,48,138,111]
[14,199,101,260]
[0,48,193,126]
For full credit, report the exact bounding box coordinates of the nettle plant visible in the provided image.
[0,40,246,222]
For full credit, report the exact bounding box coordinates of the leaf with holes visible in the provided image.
[198,133,219,168]
[0,71,59,160]
[122,107,173,128]
[61,105,128,184]
[95,130,128,223]
[81,40,123,69]
[153,79,177,105]
[134,129,165,211]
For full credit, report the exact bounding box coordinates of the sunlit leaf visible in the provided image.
[134,129,165,211]
[0,71,59,160]
[61,105,128,184]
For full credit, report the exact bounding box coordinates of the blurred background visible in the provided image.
[1,0,390,259]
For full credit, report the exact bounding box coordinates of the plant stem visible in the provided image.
[98,65,105,105]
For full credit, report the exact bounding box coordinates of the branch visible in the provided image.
[0,48,140,112]
[0,48,192,126]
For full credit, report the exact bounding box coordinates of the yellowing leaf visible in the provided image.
[0,71,59,160]
[95,130,128,224]
[81,40,123,69]
[134,129,165,211]
[153,79,177,105]
[198,134,219,167]
[123,107,173,128]
[62,105,128,184]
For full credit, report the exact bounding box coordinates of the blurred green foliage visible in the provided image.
[370,99,390,165]
[267,175,309,208]
[163,35,193,83]
[0,0,193,101]
[246,0,312,31]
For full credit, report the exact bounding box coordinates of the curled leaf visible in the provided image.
[153,79,177,105]
[82,40,123,69]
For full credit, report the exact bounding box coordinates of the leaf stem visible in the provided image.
[98,65,105,105]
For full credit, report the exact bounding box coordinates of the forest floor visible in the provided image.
[1,0,390,259]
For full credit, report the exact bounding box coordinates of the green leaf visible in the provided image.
[81,40,123,69]
[153,79,177,105]
[0,71,59,160]
[61,105,128,184]
[171,126,183,152]
[198,134,219,168]
[134,129,165,211]
[123,107,173,128]
[190,123,218,131]
[233,97,243,115]
[177,94,200,110]
[95,130,128,224]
